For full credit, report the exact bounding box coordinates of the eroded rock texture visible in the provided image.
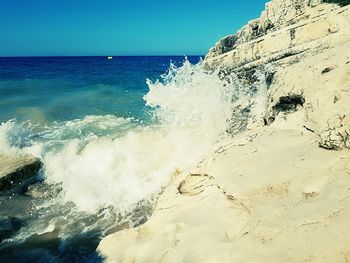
[205,0,350,150]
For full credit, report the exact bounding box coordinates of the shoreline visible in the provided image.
[98,0,350,262]
[99,123,350,262]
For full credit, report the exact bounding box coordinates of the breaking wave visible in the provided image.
[0,58,268,260]
[0,59,242,213]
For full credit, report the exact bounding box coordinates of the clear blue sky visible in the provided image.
[0,0,267,56]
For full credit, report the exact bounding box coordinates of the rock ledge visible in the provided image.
[0,155,42,192]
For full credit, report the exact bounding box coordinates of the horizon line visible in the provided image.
[0,54,205,58]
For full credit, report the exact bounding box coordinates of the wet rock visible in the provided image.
[0,194,38,243]
[25,182,62,199]
[0,216,22,242]
[0,195,36,219]
[0,155,42,193]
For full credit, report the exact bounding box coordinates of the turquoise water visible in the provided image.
[0,56,201,124]
[1,56,208,262]
[0,54,266,263]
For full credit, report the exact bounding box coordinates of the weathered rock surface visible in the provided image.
[98,0,350,262]
[99,127,350,263]
[205,2,349,69]
[205,1,350,150]
[206,0,323,59]
[0,155,42,192]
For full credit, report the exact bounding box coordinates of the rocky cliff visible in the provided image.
[98,0,350,262]
[205,0,350,151]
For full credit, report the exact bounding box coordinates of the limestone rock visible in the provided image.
[206,35,237,58]
[204,0,350,150]
[318,115,350,150]
[0,155,42,192]
[98,1,350,261]
[205,0,324,60]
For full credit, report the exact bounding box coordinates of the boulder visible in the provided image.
[0,155,42,192]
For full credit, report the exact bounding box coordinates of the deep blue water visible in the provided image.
[0,56,202,124]
[0,56,203,263]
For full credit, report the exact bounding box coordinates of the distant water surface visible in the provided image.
[0,56,201,123]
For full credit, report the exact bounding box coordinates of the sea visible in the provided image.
[0,56,265,262]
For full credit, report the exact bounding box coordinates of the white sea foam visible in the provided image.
[0,120,14,154]
[39,59,236,212]
[0,59,266,214]
[0,119,29,156]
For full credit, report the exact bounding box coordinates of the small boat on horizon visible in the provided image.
[107,56,113,60]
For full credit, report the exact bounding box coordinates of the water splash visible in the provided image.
[0,58,271,261]
[0,59,271,214]
[145,59,233,129]
[0,58,272,213]
[38,59,238,212]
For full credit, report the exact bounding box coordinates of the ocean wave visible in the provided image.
[0,58,269,214]
[0,58,270,259]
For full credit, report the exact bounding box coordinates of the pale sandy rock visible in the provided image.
[261,35,350,150]
[205,5,349,69]
[99,126,350,262]
[205,4,350,150]
[206,0,324,59]
[98,0,350,262]
[206,0,322,58]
